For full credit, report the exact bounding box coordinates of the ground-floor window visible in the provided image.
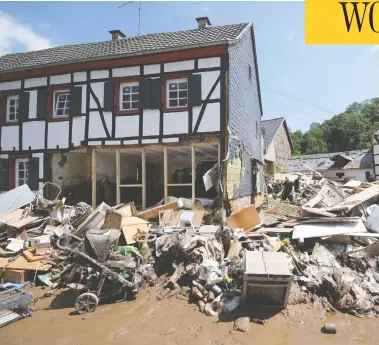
[336,172,345,178]
[15,158,29,187]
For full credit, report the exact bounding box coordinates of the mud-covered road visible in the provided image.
[1,287,378,345]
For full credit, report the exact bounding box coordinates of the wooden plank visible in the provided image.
[91,149,96,209]
[164,147,168,204]
[116,150,120,205]
[191,145,195,204]
[119,185,143,188]
[137,201,181,220]
[0,209,41,230]
[142,148,146,210]
[0,256,51,271]
[167,183,192,187]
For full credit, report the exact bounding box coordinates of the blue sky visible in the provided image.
[0,1,377,132]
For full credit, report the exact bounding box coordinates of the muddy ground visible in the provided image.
[1,287,378,345]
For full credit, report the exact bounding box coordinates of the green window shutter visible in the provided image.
[150,78,162,109]
[28,157,39,191]
[18,92,30,122]
[37,89,48,120]
[140,78,152,109]
[103,81,114,112]
[0,159,9,192]
[70,87,82,117]
[188,74,202,107]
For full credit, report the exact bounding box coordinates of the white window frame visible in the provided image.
[15,158,29,188]
[166,78,188,109]
[119,82,139,111]
[53,90,70,118]
[6,95,19,123]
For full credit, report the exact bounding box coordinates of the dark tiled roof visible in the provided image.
[261,117,285,150]
[0,23,250,73]
[285,149,374,172]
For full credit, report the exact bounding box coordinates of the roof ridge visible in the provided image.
[1,22,250,59]
[261,117,285,123]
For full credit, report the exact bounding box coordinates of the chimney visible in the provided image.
[109,30,126,40]
[196,17,211,29]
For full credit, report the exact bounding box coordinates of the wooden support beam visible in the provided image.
[91,149,96,209]
[191,145,195,204]
[167,183,192,187]
[119,185,143,188]
[164,147,168,203]
[142,148,146,210]
[116,150,120,205]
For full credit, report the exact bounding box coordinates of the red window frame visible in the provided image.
[47,85,71,122]
[162,74,189,113]
[114,77,140,115]
[0,92,20,126]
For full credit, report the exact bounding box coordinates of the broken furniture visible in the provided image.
[242,251,293,308]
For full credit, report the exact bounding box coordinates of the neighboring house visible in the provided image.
[0,17,263,213]
[262,117,293,171]
[284,149,374,181]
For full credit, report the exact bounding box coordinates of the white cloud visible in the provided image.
[368,45,379,53]
[200,6,210,13]
[287,32,295,41]
[39,23,52,29]
[0,11,53,56]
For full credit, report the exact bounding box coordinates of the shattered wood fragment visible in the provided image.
[227,204,261,231]
[167,263,184,290]
[265,202,301,219]
[137,201,182,220]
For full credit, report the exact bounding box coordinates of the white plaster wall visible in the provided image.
[47,121,69,149]
[162,138,179,143]
[163,112,187,135]
[144,64,160,75]
[0,80,21,91]
[192,102,220,133]
[88,111,112,139]
[142,110,160,136]
[24,77,47,88]
[22,122,45,150]
[91,70,109,79]
[324,169,372,181]
[71,117,86,146]
[81,85,87,114]
[28,91,37,119]
[74,72,87,82]
[264,142,276,163]
[89,82,104,108]
[1,126,19,151]
[375,155,379,165]
[374,144,379,155]
[112,66,140,77]
[141,139,159,144]
[198,57,221,69]
[115,115,139,138]
[164,60,194,72]
[198,71,220,100]
[50,74,71,85]
[52,152,89,186]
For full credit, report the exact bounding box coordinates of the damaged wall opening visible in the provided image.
[90,143,219,210]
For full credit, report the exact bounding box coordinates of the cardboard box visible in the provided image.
[2,269,26,284]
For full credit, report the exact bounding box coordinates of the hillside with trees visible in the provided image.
[290,98,379,156]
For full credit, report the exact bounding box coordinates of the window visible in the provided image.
[255,121,258,137]
[248,64,252,82]
[336,172,345,178]
[16,158,29,187]
[119,83,139,111]
[53,90,70,118]
[166,78,188,109]
[6,95,19,122]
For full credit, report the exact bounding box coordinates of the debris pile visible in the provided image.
[1,172,379,328]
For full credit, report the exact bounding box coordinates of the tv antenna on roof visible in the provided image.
[119,1,142,36]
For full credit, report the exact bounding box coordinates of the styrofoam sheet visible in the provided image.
[292,219,367,240]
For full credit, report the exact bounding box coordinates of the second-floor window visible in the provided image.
[120,83,139,111]
[6,95,19,122]
[53,90,70,118]
[166,79,188,109]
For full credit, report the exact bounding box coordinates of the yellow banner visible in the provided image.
[305,0,379,44]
